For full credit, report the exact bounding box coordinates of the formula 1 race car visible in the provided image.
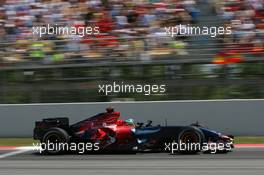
[33,108,234,154]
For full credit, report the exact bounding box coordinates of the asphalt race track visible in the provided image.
[0,148,264,175]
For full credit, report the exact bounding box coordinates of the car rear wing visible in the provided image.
[34,117,69,140]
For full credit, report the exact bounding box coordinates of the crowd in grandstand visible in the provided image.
[214,0,263,55]
[0,0,262,65]
[0,0,201,64]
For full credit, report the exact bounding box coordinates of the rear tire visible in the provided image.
[41,128,69,155]
[177,127,204,154]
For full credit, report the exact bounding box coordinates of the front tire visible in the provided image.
[177,127,204,154]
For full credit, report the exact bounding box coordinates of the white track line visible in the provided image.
[0,149,30,159]
[0,145,263,159]
[0,146,38,159]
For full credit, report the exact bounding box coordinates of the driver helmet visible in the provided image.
[125,119,135,126]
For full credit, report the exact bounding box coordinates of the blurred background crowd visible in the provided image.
[0,0,263,103]
[215,0,263,59]
[0,0,201,64]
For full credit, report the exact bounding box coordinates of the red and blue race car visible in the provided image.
[34,107,234,154]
